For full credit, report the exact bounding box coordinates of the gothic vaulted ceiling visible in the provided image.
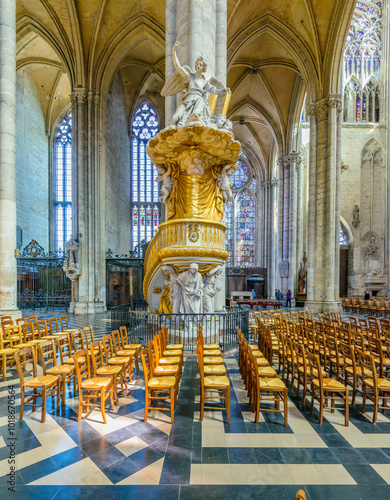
[16,0,356,175]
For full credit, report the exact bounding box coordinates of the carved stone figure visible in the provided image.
[176,263,203,314]
[62,239,81,281]
[210,114,233,133]
[162,265,182,314]
[161,40,229,128]
[298,262,307,294]
[217,165,235,203]
[352,205,360,228]
[203,266,222,313]
[365,234,379,258]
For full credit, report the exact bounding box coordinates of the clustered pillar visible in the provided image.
[0,0,20,319]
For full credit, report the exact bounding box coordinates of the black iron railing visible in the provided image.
[111,306,248,352]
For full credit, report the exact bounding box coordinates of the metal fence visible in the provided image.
[111,306,248,352]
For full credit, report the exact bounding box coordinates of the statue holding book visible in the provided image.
[162,40,231,128]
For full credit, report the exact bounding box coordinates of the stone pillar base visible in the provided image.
[305,300,341,314]
[74,301,105,315]
[0,309,22,321]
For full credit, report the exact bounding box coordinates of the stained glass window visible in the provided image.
[131,103,160,252]
[225,153,256,267]
[343,1,382,123]
[339,226,348,245]
[54,111,72,252]
[236,190,255,267]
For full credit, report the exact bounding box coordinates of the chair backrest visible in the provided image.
[1,316,13,330]
[22,322,36,343]
[112,330,124,355]
[147,342,158,377]
[291,311,298,324]
[5,325,23,347]
[70,329,84,352]
[358,318,368,330]
[83,326,94,348]
[368,317,379,330]
[349,316,358,326]
[89,341,103,375]
[195,346,205,386]
[48,318,59,335]
[140,349,151,390]
[380,319,390,334]
[357,350,377,386]
[38,340,58,375]
[339,341,356,372]
[119,325,129,347]
[36,319,48,338]
[56,334,73,363]
[16,317,27,326]
[101,335,115,361]
[306,310,313,320]
[28,315,38,324]
[307,351,323,385]
[74,349,91,390]
[14,347,36,386]
[59,315,69,331]
[294,342,307,372]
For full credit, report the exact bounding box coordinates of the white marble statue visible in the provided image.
[156,164,175,204]
[162,265,182,314]
[218,165,235,203]
[176,263,203,314]
[161,40,229,127]
[203,266,222,313]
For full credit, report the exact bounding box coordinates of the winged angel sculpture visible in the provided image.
[162,40,230,128]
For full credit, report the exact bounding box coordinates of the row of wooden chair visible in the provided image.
[141,326,184,424]
[342,297,390,317]
[238,327,288,426]
[14,325,141,423]
[195,327,231,423]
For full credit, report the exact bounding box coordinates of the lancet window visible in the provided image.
[225,154,256,267]
[131,102,160,252]
[343,1,382,123]
[54,111,72,252]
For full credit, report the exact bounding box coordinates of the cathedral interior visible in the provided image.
[1,0,390,498]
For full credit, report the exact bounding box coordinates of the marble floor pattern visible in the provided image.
[1,312,390,498]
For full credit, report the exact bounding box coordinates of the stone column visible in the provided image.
[288,152,302,297]
[269,179,278,297]
[277,156,291,295]
[0,0,20,319]
[306,95,342,313]
[71,89,105,314]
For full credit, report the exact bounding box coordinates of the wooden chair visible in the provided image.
[56,333,80,366]
[196,347,230,423]
[247,347,287,425]
[38,339,75,405]
[357,350,390,423]
[148,341,182,379]
[83,326,99,354]
[0,329,18,379]
[89,341,122,404]
[74,349,115,424]
[141,349,176,423]
[15,347,60,423]
[307,351,349,426]
[70,329,84,352]
[27,315,38,325]
[367,336,390,378]
[5,325,35,351]
[16,317,27,326]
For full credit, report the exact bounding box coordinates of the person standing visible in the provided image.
[364,290,370,301]
[286,290,292,308]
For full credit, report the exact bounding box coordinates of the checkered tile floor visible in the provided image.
[1,312,390,498]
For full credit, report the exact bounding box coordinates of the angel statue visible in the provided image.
[161,40,229,127]
[217,164,235,203]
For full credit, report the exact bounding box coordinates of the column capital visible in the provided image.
[277,155,291,171]
[261,180,272,188]
[289,152,302,171]
[70,88,87,104]
[327,93,342,114]
[309,94,342,123]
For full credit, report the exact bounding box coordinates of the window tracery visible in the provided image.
[54,111,72,252]
[131,103,160,251]
[343,1,382,123]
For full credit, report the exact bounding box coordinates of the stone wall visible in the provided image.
[105,73,131,254]
[340,125,386,295]
[15,70,49,249]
